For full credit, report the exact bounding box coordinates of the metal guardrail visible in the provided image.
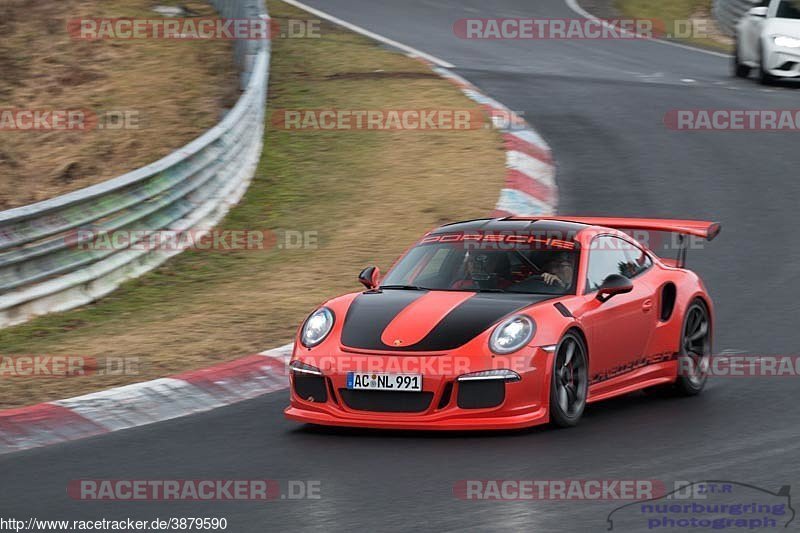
[0,0,270,328]
[713,0,759,36]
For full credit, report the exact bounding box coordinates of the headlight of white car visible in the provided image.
[773,35,800,48]
[489,315,535,354]
[301,307,334,347]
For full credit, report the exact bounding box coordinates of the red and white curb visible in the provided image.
[0,8,559,455]
[0,345,293,454]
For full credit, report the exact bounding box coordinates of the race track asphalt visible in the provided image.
[2,1,798,531]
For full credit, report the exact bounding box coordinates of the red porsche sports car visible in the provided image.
[285,216,720,430]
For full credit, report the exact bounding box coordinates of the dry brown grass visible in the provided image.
[0,0,506,408]
[614,0,733,51]
[0,0,237,210]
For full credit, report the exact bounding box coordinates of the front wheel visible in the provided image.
[675,300,712,395]
[759,46,776,85]
[733,42,750,78]
[549,331,589,427]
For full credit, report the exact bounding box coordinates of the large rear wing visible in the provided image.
[506,216,721,267]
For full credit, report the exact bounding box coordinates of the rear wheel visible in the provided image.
[675,300,711,396]
[549,331,588,427]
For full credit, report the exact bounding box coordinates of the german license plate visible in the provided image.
[346,372,422,392]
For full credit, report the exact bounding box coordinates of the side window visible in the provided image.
[777,0,800,17]
[586,236,638,292]
[623,242,653,277]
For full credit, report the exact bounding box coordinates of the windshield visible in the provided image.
[777,0,800,18]
[381,233,579,295]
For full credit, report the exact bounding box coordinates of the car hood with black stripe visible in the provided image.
[340,289,557,352]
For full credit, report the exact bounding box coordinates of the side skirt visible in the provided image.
[587,360,678,404]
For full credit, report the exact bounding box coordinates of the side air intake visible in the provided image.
[660,283,677,322]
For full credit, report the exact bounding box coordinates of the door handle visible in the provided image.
[642,299,654,313]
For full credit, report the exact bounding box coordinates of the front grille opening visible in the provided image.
[437,381,454,409]
[293,374,328,403]
[777,61,797,71]
[457,380,505,409]
[339,389,433,412]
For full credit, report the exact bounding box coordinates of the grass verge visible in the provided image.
[0,0,237,209]
[614,0,734,52]
[0,0,505,408]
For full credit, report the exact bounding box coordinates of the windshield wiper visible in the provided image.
[379,285,429,291]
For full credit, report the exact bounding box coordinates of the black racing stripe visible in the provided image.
[410,294,556,351]
[341,291,556,352]
[340,290,425,350]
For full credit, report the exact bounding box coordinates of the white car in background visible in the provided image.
[734,0,800,83]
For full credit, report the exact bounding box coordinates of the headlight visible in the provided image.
[301,307,334,347]
[489,315,535,354]
[773,35,800,48]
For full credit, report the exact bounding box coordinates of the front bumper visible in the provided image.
[766,47,800,77]
[284,348,552,430]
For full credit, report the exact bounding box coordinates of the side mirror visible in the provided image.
[748,6,768,17]
[358,266,380,290]
[596,274,633,302]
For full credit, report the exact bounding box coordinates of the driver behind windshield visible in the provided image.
[541,252,575,290]
[450,251,513,290]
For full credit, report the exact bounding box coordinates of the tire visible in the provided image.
[549,331,589,428]
[759,46,776,85]
[675,299,712,396]
[733,42,750,78]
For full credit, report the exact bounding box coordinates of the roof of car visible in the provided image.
[432,217,591,236]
